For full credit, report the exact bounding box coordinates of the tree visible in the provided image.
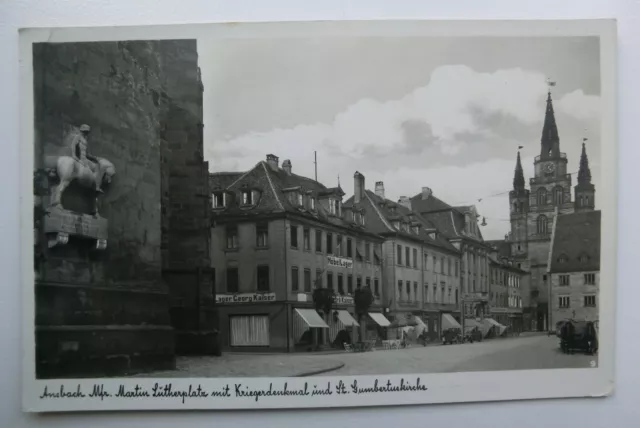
[354,286,374,342]
[312,287,335,348]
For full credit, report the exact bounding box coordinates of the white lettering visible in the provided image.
[216,293,277,304]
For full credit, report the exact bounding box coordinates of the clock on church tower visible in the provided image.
[544,163,556,173]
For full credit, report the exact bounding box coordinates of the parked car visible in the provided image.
[559,320,598,355]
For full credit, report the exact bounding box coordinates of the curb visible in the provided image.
[295,363,345,377]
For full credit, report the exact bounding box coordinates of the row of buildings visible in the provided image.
[209,157,527,352]
[209,87,601,352]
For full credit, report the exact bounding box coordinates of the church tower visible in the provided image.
[525,85,574,331]
[574,140,596,212]
[509,150,530,266]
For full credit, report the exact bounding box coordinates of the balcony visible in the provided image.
[534,152,566,162]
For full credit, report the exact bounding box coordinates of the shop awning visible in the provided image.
[369,312,391,327]
[483,318,507,336]
[442,313,462,330]
[337,310,359,327]
[295,308,329,328]
[464,319,483,330]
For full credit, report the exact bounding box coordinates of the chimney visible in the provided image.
[398,196,411,211]
[266,154,279,171]
[375,181,385,199]
[353,171,365,204]
[282,159,292,175]
[421,187,432,200]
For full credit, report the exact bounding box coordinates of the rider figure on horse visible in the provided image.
[70,124,104,194]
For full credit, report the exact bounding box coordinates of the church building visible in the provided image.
[506,88,597,332]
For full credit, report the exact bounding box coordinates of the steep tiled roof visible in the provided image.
[344,190,459,254]
[410,192,453,213]
[410,192,487,243]
[209,161,378,237]
[486,239,512,260]
[549,210,601,273]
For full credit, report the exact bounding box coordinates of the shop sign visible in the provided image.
[335,295,354,305]
[216,292,276,304]
[327,255,353,269]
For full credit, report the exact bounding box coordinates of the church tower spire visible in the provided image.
[540,81,560,159]
[513,149,525,191]
[574,138,595,212]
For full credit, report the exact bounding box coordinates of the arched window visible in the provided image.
[519,202,524,212]
[537,215,548,235]
[513,201,518,213]
[537,188,547,206]
[553,186,564,205]
[579,196,584,207]
[586,195,590,206]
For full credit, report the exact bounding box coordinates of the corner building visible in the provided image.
[210,155,385,352]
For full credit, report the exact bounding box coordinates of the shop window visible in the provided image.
[229,315,270,347]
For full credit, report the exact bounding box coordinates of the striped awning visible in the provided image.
[336,310,359,327]
[295,308,329,328]
[442,313,462,330]
[369,312,391,327]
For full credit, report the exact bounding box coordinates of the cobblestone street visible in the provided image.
[136,334,595,378]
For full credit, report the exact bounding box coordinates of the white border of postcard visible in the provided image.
[20,19,617,413]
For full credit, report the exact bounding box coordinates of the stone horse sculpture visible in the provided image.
[44,155,116,215]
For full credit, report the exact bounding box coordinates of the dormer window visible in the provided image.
[392,221,400,230]
[242,190,253,205]
[412,225,419,235]
[310,197,316,210]
[352,211,356,223]
[334,200,341,216]
[389,206,397,214]
[329,198,336,215]
[212,192,226,209]
[360,213,365,226]
[558,254,568,263]
[579,254,590,263]
[298,193,303,206]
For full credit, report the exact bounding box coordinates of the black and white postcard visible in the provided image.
[20,19,617,412]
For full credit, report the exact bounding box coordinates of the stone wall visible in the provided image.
[156,41,218,354]
[33,40,209,377]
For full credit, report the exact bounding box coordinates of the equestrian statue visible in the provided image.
[44,124,116,215]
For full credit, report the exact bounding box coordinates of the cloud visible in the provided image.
[206,65,556,167]
[556,89,600,120]
[205,65,601,240]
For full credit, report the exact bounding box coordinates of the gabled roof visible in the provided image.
[549,210,601,273]
[344,190,459,254]
[409,193,486,243]
[209,161,379,237]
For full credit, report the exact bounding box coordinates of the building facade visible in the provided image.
[345,179,462,341]
[410,189,493,332]
[548,210,601,328]
[210,155,386,352]
[506,90,597,331]
[488,255,526,333]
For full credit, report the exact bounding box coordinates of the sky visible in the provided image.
[199,36,601,240]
